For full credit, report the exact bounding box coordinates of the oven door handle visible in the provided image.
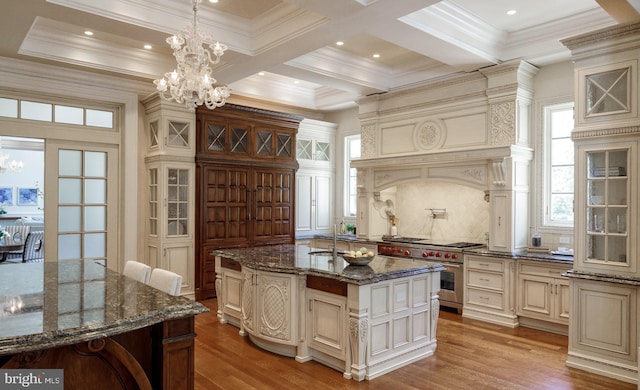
[441,263,461,269]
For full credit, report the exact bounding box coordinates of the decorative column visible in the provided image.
[481,61,537,252]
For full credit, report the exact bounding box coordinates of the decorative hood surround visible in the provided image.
[352,61,537,252]
[351,145,533,192]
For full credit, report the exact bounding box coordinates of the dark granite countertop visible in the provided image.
[464,248,574,265]
[211,244,444,285]
[563,269,640,286]
[0,260,207,355]
[299,234,379,244]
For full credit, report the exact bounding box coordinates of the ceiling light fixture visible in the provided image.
[372,53,380,58]
[144,44,152,50]
[0,150,23,174]
[336,41,344,46]
[84,31,94,36]
[153,0,230,111]
[507,9,516,15]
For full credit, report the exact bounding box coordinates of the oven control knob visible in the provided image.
[428,252,434,257]
[452,254,458,260]
[422,252,427,258]
[444,253,450,259]
[396,248,402,253]
[435,252,441,257]
[404,250,410,256]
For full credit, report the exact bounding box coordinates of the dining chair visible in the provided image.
[21,231,44,263]
[148,268,182,296]
[123,260,152,284]
[4,225,32,261]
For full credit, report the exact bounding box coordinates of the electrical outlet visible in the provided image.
[559,236,571,244]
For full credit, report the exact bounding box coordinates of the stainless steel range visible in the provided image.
[378,237,485,313]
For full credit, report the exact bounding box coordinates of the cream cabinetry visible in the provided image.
[143,96,196,298]
[562,22,640,383]
[295,119,336,236]
[296,171,333,234]
[567,279,638,381]
[517,261,570,330]
[575,142,636,276]
[306,276,348,365]
[463,255,517,327]
[214,257,243,326]
[240,268,299,351]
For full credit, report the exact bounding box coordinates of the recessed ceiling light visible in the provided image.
[336,41,344,46]
[372,53,380,58]
[506,9,516,16]
[209,0,219,3]
[144,44,152,50]
[258,71,265,76]
[84,31,94,36]
[294,80,300,84]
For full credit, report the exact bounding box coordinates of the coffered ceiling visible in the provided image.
[1,0,638,111]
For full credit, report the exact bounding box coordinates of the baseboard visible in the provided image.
[462,306,519,328]
[566,351,637,384]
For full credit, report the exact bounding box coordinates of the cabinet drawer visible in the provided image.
[307,275,348,297]
[467,287,504,310]
[519,261,570,278]
[467,270,504,290]
[466,257,504,272]
[220,257,242,272]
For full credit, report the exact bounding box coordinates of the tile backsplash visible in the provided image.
[382,181,489,244]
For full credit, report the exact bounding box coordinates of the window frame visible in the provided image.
[344,134,360,217]
[543,101,575,228]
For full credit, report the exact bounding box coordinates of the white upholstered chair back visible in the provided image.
[148,268,182,296]
[5,225,31,245]
[123,261,152,284]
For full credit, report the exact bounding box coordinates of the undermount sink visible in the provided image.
[308,250,348,256]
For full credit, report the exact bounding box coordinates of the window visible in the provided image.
[344,135,360,216]
[545,103,574,226]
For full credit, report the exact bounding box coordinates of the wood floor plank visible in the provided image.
[194,300,634,389]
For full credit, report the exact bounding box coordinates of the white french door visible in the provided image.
[45,140,119,270]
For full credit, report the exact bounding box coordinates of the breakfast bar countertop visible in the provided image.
[0,260,207,355]
[211,243,444,285]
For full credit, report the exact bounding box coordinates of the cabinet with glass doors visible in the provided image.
[143,95,196,297]
[576,141,636,276]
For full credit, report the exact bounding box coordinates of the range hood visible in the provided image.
[351,145,533,193]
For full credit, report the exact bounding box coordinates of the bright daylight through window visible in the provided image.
[546,103,574,226]
[345,135,360,217]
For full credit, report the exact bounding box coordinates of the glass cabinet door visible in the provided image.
[167,168,189,236]
[585,149,628,264]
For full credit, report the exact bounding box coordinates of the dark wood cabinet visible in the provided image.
[195,104,301,300]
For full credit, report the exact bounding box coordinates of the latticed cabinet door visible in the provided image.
[257,271,295,344]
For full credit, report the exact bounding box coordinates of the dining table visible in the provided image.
[0,237,22,262]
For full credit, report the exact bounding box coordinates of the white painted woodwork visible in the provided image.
[517,260,571,328]
[215,265,242,327]
[562,22,640,384]
[352,61,534,250]
[295,119,336,236]
[566,279,638,383]
[307,289,348,362]
[143,95,196,298]
[214,255,440,381]
[463,255,518,327]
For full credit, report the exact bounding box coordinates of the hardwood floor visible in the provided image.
[194,299,633,389]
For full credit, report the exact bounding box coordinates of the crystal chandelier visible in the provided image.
[0,150,23,174]
[154,0,230,111]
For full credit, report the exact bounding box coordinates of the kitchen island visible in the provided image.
[212,244,444,381]
[0,260,207,389]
